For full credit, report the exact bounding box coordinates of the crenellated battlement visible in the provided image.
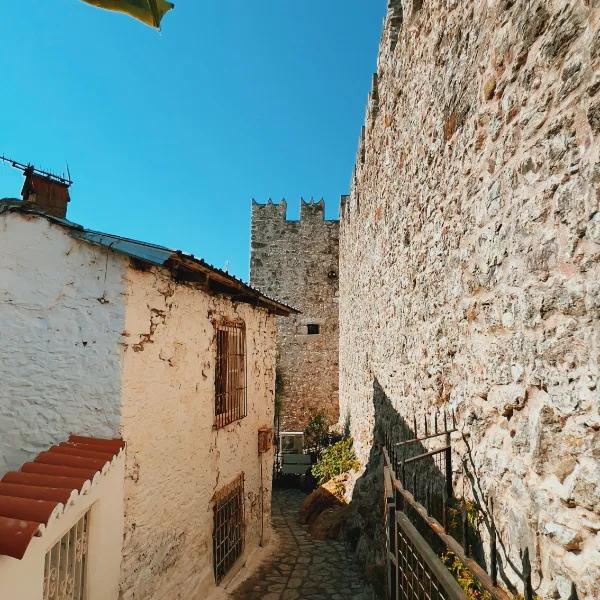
[252,198,288,220]
[386,0,404,51]
[300,198,325,221]
[252,198,338,223]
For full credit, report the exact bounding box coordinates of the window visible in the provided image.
[44,511,89,600]
[213,474,245,583]
[307,324,320,335]
[215,320,247,428]
[280,432,304,454]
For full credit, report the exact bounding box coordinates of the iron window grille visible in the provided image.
[213,473,245,584]
[44,510,89,600]
[214,320,247,428]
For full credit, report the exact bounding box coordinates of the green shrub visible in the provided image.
[304,412,331,455]
[304,412,344,455]
[441,552,492,600]
[312,438,360,484]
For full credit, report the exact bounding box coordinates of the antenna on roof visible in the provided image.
[0,155,73,187]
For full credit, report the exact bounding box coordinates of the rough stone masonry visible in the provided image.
[251,199,339,432]
[339,1,600,598]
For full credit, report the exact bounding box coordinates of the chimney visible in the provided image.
[21,167,70,218]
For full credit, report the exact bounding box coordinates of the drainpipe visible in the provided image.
[259,453,264,547]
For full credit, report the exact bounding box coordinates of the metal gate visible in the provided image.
[384,464,465,600]
[381,410,580,600]
[381,409,509,600]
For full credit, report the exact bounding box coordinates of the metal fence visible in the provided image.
[44,510,89,600]
[381,408,581,600]
[385,466,465,600]
[383,412,509,600]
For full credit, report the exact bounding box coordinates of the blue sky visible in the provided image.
[1,1,385,279]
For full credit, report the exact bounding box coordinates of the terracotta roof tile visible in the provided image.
[0,517,42,561]
[0,434,124,560]
[35,451,108,471]
[0,483,74,504]
[51,445,115,461]
[67,435,126,451]
[0,495,61,524]
[21,460,100,480]
[2,472,90,493]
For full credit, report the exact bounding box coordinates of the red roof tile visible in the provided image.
[21,461,99,481]
[35,451,107,471]
[0,483,74,504]
[0,434,124,560]
[2,471,89,493]
[0,517,42,561]
[0,495,60,524]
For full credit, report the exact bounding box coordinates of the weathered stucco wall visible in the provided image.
[0,212,126,474]
[251,200,339,431]
[340,1,600,598]
[118,265,277,600]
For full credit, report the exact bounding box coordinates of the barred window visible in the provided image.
[215,320,247,428]
[44,511,89,600]
[213,474,245,584]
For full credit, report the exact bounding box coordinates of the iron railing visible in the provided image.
[384,466,465,600]
[382,408,581,600]
[382,408,508,600]
[44,510,89,600]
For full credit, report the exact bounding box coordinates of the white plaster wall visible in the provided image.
[0,213,127,473]
[0,451,125,600]
[118,266,277,600]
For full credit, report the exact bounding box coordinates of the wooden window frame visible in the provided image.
[214,319,247,428]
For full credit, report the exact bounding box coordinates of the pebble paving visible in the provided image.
[230,488,371,600]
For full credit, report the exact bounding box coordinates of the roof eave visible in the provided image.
[167,254,298,316]
[1,204,298,316]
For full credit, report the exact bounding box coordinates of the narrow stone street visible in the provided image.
[230,488,372,600]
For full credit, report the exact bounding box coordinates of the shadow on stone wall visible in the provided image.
[341,378,503,598]
[459,434,523,595]
[340,378,405,598]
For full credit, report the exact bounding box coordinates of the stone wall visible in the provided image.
[119,265,277,599]
[339,1,600,598]
[0,212,126,474]
[251,199,340,431]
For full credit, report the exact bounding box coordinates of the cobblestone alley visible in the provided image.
[229,488,372,600]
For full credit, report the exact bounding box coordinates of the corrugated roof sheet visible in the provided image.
[72,229,175,266]
[0,435,125,560]
[0,202,298,316]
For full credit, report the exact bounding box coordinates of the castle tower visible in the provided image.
[250,199,339,433]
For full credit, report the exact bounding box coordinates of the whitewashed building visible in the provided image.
[0,181,295,599]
